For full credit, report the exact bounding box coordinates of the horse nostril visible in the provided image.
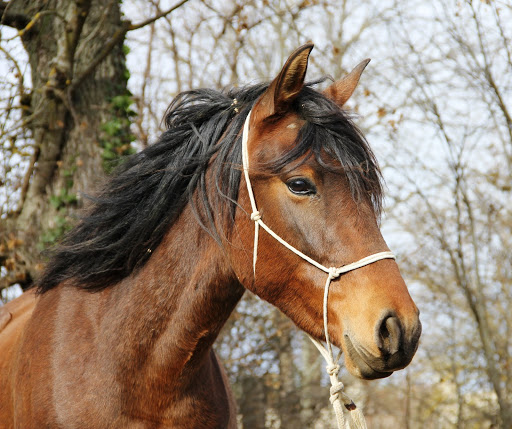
[377,315,402,356]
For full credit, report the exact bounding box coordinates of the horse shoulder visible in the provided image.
[0,289,38,428]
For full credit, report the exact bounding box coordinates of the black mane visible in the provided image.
[37,82,383,292]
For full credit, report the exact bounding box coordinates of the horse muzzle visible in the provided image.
[342,313,422,380]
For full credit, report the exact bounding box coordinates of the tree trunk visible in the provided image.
[1,0,132,289]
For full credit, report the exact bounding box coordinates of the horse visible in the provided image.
[0,43,421,428]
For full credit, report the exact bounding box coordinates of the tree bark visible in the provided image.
[1,0,131,289]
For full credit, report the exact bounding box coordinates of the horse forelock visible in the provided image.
[37,80,382,293]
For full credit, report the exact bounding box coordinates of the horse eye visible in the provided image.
[286,178,317,195]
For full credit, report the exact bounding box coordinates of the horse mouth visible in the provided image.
[343,334,394,380]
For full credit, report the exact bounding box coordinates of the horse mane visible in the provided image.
[37,81,383,293]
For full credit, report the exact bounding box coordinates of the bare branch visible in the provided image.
[128,0,190,32]
[134,17,156,149]
[17,145,39,214]
[468,0,512,148]
[72,0,189,92]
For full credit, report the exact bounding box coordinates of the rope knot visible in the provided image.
[329,381,356,410]
[250,211,261,221]
[326,363,340,376]
[329,380,344,404]
[328,267,340,280]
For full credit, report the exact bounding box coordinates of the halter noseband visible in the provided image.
[241,109,395,429]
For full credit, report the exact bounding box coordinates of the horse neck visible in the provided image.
[101,203,244,392]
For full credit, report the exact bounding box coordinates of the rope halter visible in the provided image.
[241,110,396,429]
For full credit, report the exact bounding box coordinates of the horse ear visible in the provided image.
[254,43,314,119]
[323,59,370,107]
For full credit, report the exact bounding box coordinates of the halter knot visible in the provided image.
[250,211,261,221]
[328,267,340,280]
[330,381,355,409]
[326,363,340,376]
[329,380,344,403]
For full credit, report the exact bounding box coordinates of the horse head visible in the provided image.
[229,44,421,380]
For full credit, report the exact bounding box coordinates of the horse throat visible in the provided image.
[119,206,243,387]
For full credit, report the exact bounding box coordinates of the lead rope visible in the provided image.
[241,110,396,429]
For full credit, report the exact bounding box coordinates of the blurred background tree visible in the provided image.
[1,0,510,427]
